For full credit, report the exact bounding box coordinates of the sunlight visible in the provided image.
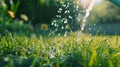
[75,0,103,8]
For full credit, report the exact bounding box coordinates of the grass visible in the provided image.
[0,32,120,67]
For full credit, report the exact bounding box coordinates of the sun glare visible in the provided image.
[75,0,103,8]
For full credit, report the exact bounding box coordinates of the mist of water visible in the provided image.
[49,0,96,38]
[77,0,96,34]
[80,0,96,32]
[77,0,96,42]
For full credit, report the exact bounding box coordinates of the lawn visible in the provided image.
[0,32,120,67]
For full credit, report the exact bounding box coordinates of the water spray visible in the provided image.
[77,0,96,42]
[81,0,96,33]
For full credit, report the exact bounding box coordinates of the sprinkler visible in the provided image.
[109,0,120,6]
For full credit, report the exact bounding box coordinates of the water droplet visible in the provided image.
[58,33,61,36]
[59,8,62,11]
[64,33,67,37]
[64,19,68,24]
[89,28,91,30]
[61,26,64,29]
[69,15,73,19]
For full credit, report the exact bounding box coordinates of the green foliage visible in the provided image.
[4,0,79,24]
[0,0,8,22]
[1,0,80,34]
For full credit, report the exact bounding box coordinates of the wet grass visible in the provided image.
[0,33,120,67]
